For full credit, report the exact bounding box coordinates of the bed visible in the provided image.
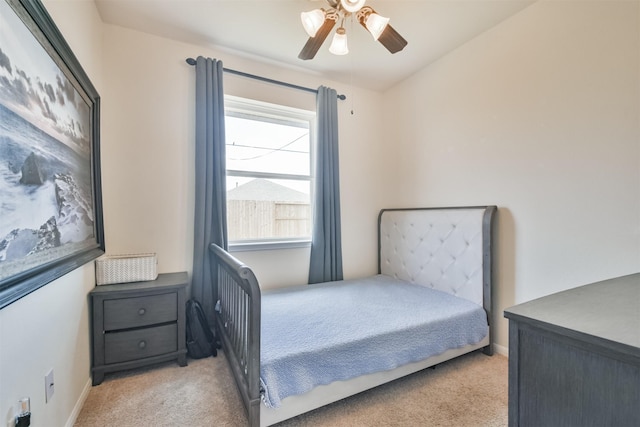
[209,206,497,426]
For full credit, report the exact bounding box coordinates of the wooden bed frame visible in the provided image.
[209,206,497,427]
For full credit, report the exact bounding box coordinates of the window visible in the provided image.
[225,96,315,250]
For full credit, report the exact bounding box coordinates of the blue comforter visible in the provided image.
[260,275,488,408]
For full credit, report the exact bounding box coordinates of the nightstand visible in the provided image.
[90,272,188,385]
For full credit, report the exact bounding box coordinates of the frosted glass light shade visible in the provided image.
[301,9,326,37]
[329,28,349,55]
[365,13,389,40]
[340,0,366,13]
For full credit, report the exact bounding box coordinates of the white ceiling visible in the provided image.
[94,0,535,92]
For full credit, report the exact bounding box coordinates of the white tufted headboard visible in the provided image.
[378,206,496,311]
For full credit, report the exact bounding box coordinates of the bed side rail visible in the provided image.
[209,243,261,427]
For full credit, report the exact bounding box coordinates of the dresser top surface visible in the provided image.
[90,271,188,295]
[504,273,640,349]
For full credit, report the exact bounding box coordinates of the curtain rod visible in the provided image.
[185,58,346,100]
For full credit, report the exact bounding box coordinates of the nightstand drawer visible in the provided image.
[104,324,178,364]
[104,293,177,330]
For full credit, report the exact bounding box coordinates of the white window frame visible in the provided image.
[224,95,315,251]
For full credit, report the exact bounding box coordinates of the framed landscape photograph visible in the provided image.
[0,0,104,308]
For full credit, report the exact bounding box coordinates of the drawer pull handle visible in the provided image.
[138,308,146,316]
[138,340,147,349]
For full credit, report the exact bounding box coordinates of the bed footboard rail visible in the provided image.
[209,243,261,427]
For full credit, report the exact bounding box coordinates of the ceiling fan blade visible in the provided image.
[298,19,336,60]
[377,24,408,54]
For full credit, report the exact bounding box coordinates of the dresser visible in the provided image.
[90,272,189,385]
[504,273,640,426]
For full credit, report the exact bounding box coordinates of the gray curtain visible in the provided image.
[309,86,343,284]
[191,56,227,321]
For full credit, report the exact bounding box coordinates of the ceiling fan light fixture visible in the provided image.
[340,0,366,13]
[329,27,349,55]
[301,9,326,37]
[298,1,406,59]
[365,13,389,40]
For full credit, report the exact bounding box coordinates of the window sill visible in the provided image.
[229,239,311,252]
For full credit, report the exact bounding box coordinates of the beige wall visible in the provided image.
[0,1,103,426]
[100,24,389,289]
[383,0,640,352]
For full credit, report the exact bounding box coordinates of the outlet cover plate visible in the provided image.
[45,369,54,403]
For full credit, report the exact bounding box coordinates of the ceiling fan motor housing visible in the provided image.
[340,0,366,13]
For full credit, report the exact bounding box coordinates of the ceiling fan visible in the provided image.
[299,0,408,60]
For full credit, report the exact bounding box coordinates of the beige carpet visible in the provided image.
[75,350,508,427]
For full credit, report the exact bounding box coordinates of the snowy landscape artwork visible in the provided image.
[0,0,103,304]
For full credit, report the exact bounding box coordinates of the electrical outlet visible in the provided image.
[45,369,54,403]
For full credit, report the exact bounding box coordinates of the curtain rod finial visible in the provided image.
[337,94,346,100]
[186,57,196,65]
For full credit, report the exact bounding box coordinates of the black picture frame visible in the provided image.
[0,0,104,308]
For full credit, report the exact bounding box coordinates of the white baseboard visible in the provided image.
[66,378,92,427]
[493,343,508,357]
